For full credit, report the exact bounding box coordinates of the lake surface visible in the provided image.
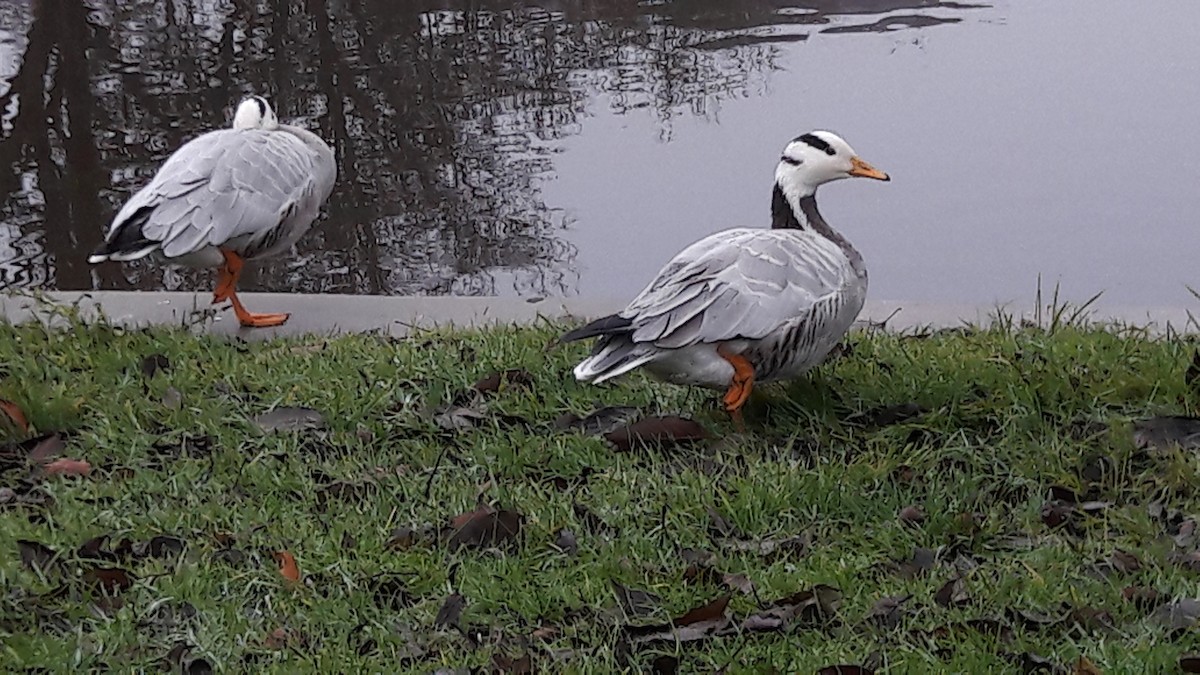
[1,0,1198,309]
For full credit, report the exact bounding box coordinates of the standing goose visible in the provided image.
[88,95,336,327]
[560,130,889,425]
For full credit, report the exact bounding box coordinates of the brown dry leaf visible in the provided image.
[934,576,970,608]
[82,567,134,594]
[141,354,171,379]
[41,458,92,477]
[1181,654,1200,673]
[613,581,662,618]
[274,551,301,583]
[604,416,708,452]
[264,627,290,650]
[18,540,57,573]
[491,653,534,674]
[25,433,66,464]
[865,594,909,629]
[447,507,523,551]
[434,593,466,629]
[1133,416,1200,452]
[627,594,732,644]
[1122,585,1167,612]
[722,572,754,595]
[450,504,494,529]
[651,655,679,675]
[1072,656,1103,675]
[555,406,640,436]
[890,546,937,579]
[473,369,534,394]
[898,505,925,525]
[0,399,29,433]
[251,407,325,433]
[743,584,842,632]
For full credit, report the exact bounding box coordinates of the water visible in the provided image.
[1,0,1198,309]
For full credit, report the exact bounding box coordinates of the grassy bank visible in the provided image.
[3,309,1200,673]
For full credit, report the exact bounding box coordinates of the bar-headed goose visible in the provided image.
[560,130,889,425]
[89,95,336,327]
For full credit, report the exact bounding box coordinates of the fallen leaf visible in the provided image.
[1072,656,1103,675]
[491,652,534,674]
[1132,416,1200,452]
[1122,585,1167,611]
[722,572,754,595]
[1069,606,1115,634]
[135,535,186,560]
[627,594,732,643]
[613,581,662,618]
[447,507,523,551]
[1008,607,1065,631]
[82,567,134,594]
[1107,549,1141,575]
[1040,500,1075,528]
[889,546,937,579]
[41,458,92,477]
[25,433,66,464]
[555,406,640,436]
[1181,654,1200,673]
[251,407,325,433]
[553,528,578,556]
[435,593,466,629]
[743,585,842,632]
[264,627,290,650]
[865,594,909,629]
[1152,598,1200,631]
[0,399,28,433]
[604,416,708,452]
[898,505,925,525]
[141,354,171,379]
[473,369,534,394]
[274,551,301,582]
[18,540,57,573]
[162,387,184,410]
[934,576,970,608]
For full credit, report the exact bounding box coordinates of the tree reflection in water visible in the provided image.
[0,0,984,296]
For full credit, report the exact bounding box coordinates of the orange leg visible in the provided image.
[213,249,290,328]
[717,346,755,430]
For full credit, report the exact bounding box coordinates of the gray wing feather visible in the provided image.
[621,228,856,349]
[117,129,323,259]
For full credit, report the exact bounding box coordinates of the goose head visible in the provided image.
[775,131,889,200]
[232,95,280,131]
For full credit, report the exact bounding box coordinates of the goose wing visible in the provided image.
[620,228,858,349]
[104,129,327,259]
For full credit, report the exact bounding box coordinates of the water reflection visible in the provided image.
[0,0,985,296]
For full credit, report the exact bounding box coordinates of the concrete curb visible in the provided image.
[1,291,1196,339]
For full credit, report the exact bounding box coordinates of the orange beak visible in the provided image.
[848,156,890,181]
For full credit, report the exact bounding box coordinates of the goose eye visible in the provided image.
[781,156,802,166]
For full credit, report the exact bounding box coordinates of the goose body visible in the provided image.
[561,131,889,424]
[89,95,336,327]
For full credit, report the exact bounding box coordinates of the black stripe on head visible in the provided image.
[780,155,802,166]
[796,133,836,156]
[253,96,267,118]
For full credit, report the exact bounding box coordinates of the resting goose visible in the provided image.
[560,130,889,425]
[89,95,336,327]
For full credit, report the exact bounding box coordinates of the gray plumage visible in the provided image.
[562,130,889,396]
[89,95,336,268]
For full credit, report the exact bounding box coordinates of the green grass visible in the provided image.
[3,304,1200,673]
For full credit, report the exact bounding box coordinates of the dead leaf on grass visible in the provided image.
[1132,416,1200,452]
[651,655,679,675]
[473,369,534,394]
[743,585,842,632]
[82,567,134,594]
[1181,654,1200,673]
[604,416,708,452]
[887,546,937,579]
[613,581,662,618]
[553,528,578,556]
[435,593,466,629]
[1152,598,1200,631]
[24,433,65,464]
[554,406,640,436]
[274,551,301,582]
[446,506,524,551]
[1072,656,1103,675]
[18,539,57,573]
[251,407,325,433]
[1122,585,1168,612]
[162,387,184,410]
[40,458,92,477]
[1,399,29,433]
[898,505,925,526]
[865,594,909,629]
[491,652,534,674]
[722,573,754,595]
[934,576,970,608]
[627,594,732,644]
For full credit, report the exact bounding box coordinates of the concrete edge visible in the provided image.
[2,290,1197,339]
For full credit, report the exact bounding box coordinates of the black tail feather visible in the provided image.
[559,314,633,343]
[90,205,156,259]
